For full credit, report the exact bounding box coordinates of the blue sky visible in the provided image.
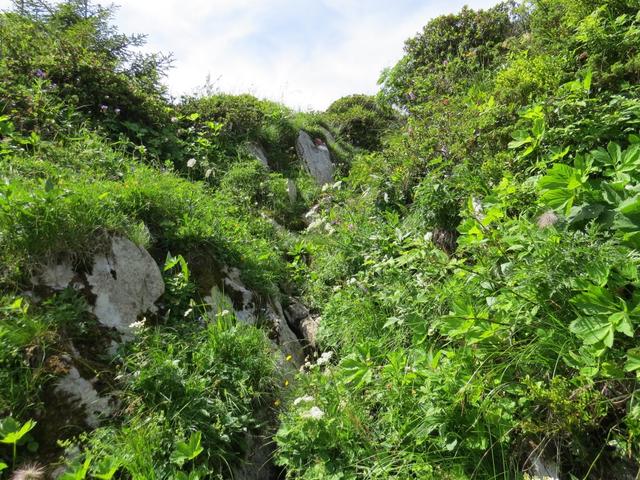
[0,0,499,110]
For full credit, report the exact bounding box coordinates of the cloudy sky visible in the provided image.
[0,0,499,110]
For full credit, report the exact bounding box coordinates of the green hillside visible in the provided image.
[1,1,639,479]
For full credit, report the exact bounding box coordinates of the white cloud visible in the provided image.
[0,0,500,110]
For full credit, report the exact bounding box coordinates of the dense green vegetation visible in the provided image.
[275,1,640,478]
[1,0,640,479]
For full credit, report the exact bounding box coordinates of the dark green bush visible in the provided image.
[325,94,396,150]
[0,3,175,158]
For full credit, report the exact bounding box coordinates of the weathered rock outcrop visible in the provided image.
[32,236,165,429]
[246,142,270,169]
[318,126,336,144]
[295,131,334,185]
[231,430,282,480]
[32,263,75,291]
[54,367,114,429]
[205,267,306,366]
[86,236,165,335]
[33,236,165,336]
[32,236,313,479]
[287,178,297,204]
[528,451,559,480]
[284,299,319,348]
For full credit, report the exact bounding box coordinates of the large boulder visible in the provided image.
[295,131,334,185]
[87,236,165,335]
[267,298,305,365]
[33,236,165,336]
[31,236,165,428]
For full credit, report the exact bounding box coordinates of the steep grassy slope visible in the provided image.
[1,1,640,479]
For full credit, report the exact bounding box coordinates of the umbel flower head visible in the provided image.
[316,351,333,366]
[302,406,325,420]
[11,463,45,480]
[293,395,314,406]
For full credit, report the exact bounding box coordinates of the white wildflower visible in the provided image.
[471,196,484,221]
[186,158,197,168]
[302,406,325,420]
[316,351,333,366]
[205,169,213,178]
[307,218,325,231]
[293,395,314,406]
[129,318,146,331]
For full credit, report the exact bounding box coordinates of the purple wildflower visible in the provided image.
[34,69,46,78]
[100,104,108,113]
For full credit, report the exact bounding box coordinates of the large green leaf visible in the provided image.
[539,163,585,213]
[570,286,638,349]
[616,194,640,215]
[340,354,373,388]
[571,286,617,317]
[59,456,92,480]
[171,431,204,467]
[508,130,533,150]
[618,144,640,174]
[0,418,36,445]
[570,317,615,347]
[624,348,640,373]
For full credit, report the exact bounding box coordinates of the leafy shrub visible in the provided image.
[494,53,566,105]
[105,315,278,473]
[0,145,287,293]
[4,0,640,478]
[379,2,519,107]
[0,2,175,157]
[325,94,396,150]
